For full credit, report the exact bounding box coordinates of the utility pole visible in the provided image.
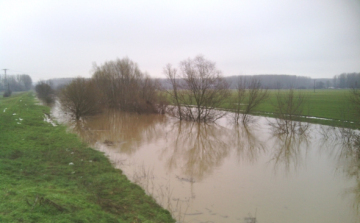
[3,69,10,93]
[314,79,316,93]
[3,69,7,83]
[3,69,8,89]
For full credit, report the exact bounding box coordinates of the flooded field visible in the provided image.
[52,105,360,223]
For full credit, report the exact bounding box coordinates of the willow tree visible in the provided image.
[164,55,230,122]
[59,78,103,120]
[92,58,163,113]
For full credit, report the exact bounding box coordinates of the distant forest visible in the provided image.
[44,73,360,90]
[225,75,323,89]
[0,74,32,92]
[159,75,334,90]
[224,73,359,89]
[333,73,360,88]
[43,78,74,89]
[227,73,360,89]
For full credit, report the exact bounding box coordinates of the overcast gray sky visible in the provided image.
[1,0,360,81]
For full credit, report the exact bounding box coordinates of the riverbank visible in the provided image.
[0,92,175,222]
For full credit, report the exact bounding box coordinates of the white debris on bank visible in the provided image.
[43,114,57,126]
[3,108,7,112]
[15,117,24,125]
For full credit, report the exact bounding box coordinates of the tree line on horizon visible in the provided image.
[46,74,340,91]
[333,73,360,89]
[0,74,32,92]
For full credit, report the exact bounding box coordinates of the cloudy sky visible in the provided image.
[1,0,360,81]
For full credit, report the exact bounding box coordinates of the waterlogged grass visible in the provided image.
[0,92,175,222]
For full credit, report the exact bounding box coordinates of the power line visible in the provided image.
[6,69,29,74]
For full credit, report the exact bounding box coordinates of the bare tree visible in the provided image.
[59,78,103,120]
[231,78,269,124]
[349,87,360,119]
[164,55,230,122]
[231,77,246,123]
[163,64,183,119]
[242,78,269,123]
[269,88,309,134]
[20,74,33,91]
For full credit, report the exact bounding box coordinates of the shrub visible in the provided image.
[92,58,165,113]
[3,89,12,97]
[59,78,103,120]
[35,81,55,104]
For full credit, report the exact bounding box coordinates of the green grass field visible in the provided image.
[221,89,358,128]
[0,92,175,222]
[164,88,358,127]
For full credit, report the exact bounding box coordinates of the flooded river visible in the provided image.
[52,106,360,223]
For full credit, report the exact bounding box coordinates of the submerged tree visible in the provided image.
[93,58,164,113]
[164,55,230,122]
[232,77,246,123]
[59,78,103,120]
[59,58,167,120]
[269,88,309,134]
[231,77,269,124]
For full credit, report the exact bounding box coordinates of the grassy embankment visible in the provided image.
[222,89,359,128]
[0,92,175,222]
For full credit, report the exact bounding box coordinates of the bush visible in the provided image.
[35,81,55,104]
[92,58,165,113]
[3,89,12,97]
[59,78,103,120]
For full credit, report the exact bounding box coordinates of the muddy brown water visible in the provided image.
[52,105,360,223]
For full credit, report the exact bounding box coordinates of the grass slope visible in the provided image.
[0,92,175,223]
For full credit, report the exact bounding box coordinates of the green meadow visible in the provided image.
[0,92,175,223]
[222,89,358,128]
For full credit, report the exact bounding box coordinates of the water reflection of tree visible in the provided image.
[160,121,232,182]
[70,109,167,155]
[268,116,310,135]
[318,126,360,214]
[268,119,311,173]
[231,123,265,163]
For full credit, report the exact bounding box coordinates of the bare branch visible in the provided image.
[164,55,230,122]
